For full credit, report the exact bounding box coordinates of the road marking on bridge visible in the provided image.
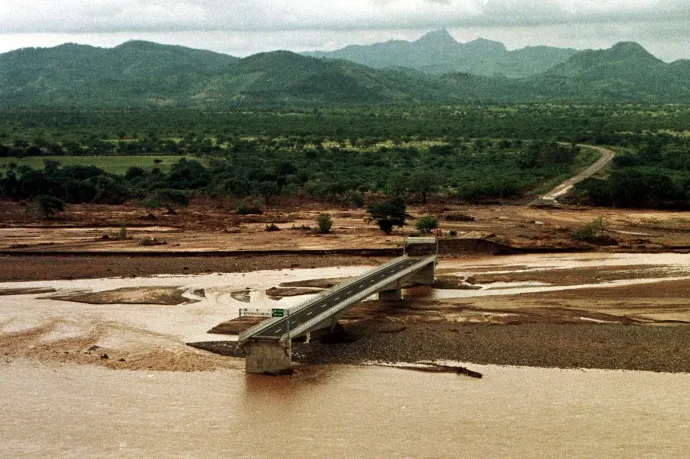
[240,255,437,344]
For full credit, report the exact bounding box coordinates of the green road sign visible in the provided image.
[271,308,285,318]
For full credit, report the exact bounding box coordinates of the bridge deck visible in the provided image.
[238,255,435,343]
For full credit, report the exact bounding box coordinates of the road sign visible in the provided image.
[271,308,285,318]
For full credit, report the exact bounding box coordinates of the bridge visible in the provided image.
[238,254,437,374]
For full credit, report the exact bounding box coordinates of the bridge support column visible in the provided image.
[379,285,402,300]
[245,340,292,374]
[409,262,435,285]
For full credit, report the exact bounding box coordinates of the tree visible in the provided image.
[367,197,406,234]
[257,181,280,205]
[408,171,439,204]
[27,195,65,218]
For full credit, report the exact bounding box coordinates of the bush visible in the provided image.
[117,224,127,240]
[316,214,333,234]
[138,189,190,213]
[236,200,263,215]
[571,216,607,242]
[415,216,439,233]
[265,223,280,232]
[26,195,64,218]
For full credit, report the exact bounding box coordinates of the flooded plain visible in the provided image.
[2,252,690,457]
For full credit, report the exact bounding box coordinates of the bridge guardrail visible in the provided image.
[287,255,436,340]
[239,255,411,342]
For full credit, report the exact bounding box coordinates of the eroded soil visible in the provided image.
[4,198,690,255]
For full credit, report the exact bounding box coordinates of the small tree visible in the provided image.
[367,197,406,235]
[415,216,438,233]
[27,195,64,218]
[316,214,333,234]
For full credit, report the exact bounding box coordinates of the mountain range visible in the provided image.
[0,33,688,108]
[304,29,578,78]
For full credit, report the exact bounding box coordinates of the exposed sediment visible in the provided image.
[190,322,690,373]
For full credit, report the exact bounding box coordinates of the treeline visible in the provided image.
[575,136,690,208]
[0,140,580,206]
[2,105,690,148]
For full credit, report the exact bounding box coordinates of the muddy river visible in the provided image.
[1,361,689,457]
[2,253,690,457]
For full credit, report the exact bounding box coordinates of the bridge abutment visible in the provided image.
[245,340,292,374]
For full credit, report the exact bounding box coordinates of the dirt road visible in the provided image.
[537,145,616,203]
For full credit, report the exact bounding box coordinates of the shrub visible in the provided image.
[316,214,333,234]
[26,195,64,218]
[265,223,280,232]
[415,216,439,233]
[571,216,610,243]
[117,224,127,240]
[236,200,263,215]
[138,189,190,214]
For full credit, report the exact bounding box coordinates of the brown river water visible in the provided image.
[2,253,690,457]
[2,361,689,458]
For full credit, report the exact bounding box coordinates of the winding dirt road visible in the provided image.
[535,145,616,205]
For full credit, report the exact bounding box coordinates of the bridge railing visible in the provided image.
[288,255,437,339]
[238,255,410,342]
[288,255,410,314]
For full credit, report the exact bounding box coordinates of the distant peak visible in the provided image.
[464,38,507,53]
[611,41,646,51]
[415,29,457,46]
[608,41,661,62]
[117,40,155,47]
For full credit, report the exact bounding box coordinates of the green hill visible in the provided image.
[0,40,689,107]
[0,41,239,106]
[530,42,690,102]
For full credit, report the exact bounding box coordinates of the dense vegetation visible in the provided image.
[574,135,690,209]
[1,105,689,210]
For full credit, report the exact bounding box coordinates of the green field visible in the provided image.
[0,155,201,175]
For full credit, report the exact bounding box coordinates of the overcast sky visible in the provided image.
[0,0,688,61]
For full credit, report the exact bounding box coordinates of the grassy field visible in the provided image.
[0,155,203,175]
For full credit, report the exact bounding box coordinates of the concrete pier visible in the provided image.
[379,286,402,300]
[245,340,292,374]
[409,262,435,285]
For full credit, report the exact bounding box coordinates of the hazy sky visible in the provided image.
[1,0,688,61]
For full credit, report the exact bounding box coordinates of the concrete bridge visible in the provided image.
[238,254,437,374]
